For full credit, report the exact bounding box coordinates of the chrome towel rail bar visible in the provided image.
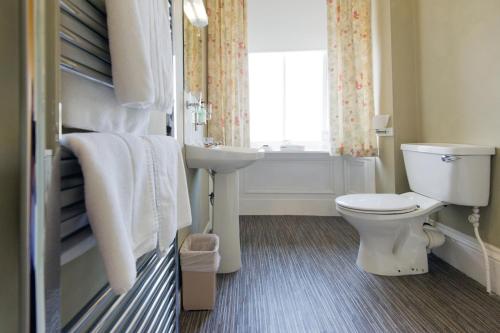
[60,0,113,87]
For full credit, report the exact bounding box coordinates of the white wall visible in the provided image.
[416,0,500,247]
[247,0,327,52]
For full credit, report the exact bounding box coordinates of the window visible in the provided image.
[249,50,329,150]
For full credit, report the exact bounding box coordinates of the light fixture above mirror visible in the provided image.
[184,0,208,28]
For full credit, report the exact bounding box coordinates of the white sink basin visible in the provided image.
[185,144,264,174]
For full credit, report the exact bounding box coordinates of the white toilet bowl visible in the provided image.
[336,192,444,276]
[335,143,495,276]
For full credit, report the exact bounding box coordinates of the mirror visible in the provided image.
[183,1,208,137]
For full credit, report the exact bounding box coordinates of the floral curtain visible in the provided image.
[183,15,205,94]
[206,0,250,147]
[327,0,377,157]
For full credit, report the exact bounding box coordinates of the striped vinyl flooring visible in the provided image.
[180,216,500,332]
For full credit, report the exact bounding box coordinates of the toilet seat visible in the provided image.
[336,194,419,215]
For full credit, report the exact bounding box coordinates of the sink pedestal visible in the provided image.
[212,171,241,273]
[185,144,264,274]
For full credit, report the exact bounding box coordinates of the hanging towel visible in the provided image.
[105,0,154,109]
[61,71,151,134]
[62,133,192,294]
[105,0,174,113]
[144,135,193,253]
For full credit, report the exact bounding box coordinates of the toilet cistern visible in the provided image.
[185,144,264,273]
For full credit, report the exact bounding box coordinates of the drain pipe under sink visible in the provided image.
[468,207,492,294]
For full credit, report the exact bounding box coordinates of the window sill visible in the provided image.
[251,142,330,153]
[262,150,330,154]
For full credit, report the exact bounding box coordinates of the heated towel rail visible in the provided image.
[60,0,113,87]
[59,1,180,332]
[60,148,180,333]
[60,147,95,265]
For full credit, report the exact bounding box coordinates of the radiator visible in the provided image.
[59,1,180,331]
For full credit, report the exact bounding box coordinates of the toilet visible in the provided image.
[336,143,495,276]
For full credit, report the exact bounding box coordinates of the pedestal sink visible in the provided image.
[185,145,265,273]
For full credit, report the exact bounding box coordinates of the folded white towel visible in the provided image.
[61,71,151,134]
[62,133,192,294]
[106,0,174,113]
[105,0,154,109]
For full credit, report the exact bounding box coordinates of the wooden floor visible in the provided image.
[180,216,500,333]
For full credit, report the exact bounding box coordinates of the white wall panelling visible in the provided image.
[239,152,375,216]
[343,156,376,194]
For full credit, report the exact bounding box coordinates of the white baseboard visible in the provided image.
[433,223,500,295]
[239,198,339,216]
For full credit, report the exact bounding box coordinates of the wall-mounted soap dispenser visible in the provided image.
[186,92,212,131]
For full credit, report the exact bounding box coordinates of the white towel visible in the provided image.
[61,71,151,134]
[144,135,193,253]
[106,0,174,113]
[62,133,192,294]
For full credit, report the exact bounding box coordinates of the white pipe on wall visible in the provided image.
[468,207,492,294]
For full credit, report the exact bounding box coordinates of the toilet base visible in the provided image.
[356,240,429,276]
[336,192,446,277]
[340,210,434,276]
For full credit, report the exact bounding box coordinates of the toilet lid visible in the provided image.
[336,194,418,214]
